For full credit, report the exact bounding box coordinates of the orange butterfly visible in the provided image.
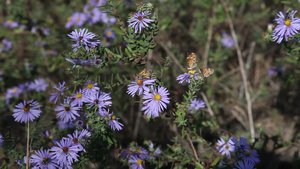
[198,68,214,78]
[187,52,198,70]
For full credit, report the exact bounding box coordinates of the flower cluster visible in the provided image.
[272,10,300,44]
[216,137,260,169]
[5,78,48,104]
[65,0,116,28]
[0,38,12,53]
[176,70,200,84]
[120,142,162,169]
[3,19,19,28]
[68,28,100,52]
[188,98,205,112]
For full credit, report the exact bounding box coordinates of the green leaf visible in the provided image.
[137,40,149,47]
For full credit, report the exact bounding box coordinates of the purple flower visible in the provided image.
[273,11,300,43]
[65,129,91,152]
[68,28,100,52]
[141,86,170,117]
[65,16,74,28]
[104,28,116,40]
[72,89,84,107]
[50,138,81,166]
[43,50,58,56]
[30,149,59,169]
[149,142,161,155]
[0,134,3,147]
[176,71,199,84]
[65,58,92,68]
[30,78,48,92]
[90,0,107,7]
[128,11,154,33]
[73,12,88,27]
[76,120,84,127]
[42,27,51,35]
[50,81,66,104]
[127,79,156,97]
[12,100,42,123]
[83,90,112,109]
[88,8,102,25]
[232,137,249,153]
[5,86,23,104]
[234,160,255,169]
[188,98,205,111]
[3,20,19,28]
[268,66,284,75]
[42,130,55,141]
[0,39,12,52]
[221,32,235,47]
[106,111,123,131]
[83,80,100,95]
[215,137,235,158]
[101,12,116,24]
[240,149,260,164]
[129,156,144,169]
[55,98,81,123]
[57,120,75,129]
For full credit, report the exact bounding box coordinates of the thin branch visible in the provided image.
[184,127,199,162]
[158,42,186,73]
[202,0,217,67]
[26,122,30,169]
[133,96,143,140]
[200,92,214,116]
[221,0,255,142]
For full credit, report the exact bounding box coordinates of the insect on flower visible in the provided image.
[186,53,214,78]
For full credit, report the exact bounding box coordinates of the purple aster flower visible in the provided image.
[83,80,100,95]
[88,8,102,25]
[0,134,3,147]
[268,66,284,75]
[65,16,74,28]
[91,55,103,66]
[240,149,260,164]
[141,86,170,117]
[55,98,81,123]
[128,11,154,33]
[42,27,51,35]
[273,11,300,43]
[50,138,80,166]
[101,12,117,24]
[65,129,91,152]
[73,12,88,27]
[3,20,19,28]
[12,100,42,123]
[83,90,112,109]
[234,160,255,169]
[5,86,23,104]
[76,120,84,127]
[0,39,12,52]
[50,81,66,104]
[57,120,75,129]
[30,149,59,169]
[129,156,145,169]
[42,130,55,141]
[106,111,123,131]
[104,28,116,40]
[90,0,107,7]
[149,142,161,155]
[176,71,199,84]
[68,28,100,52]
[30,78,48,92]
[221,32,235,47]
[65,58,92,68]
[215,137,235,158]
[188,98,205,111]
[72,89,84,107]
[127,79,156,97]
[231,137,249,153]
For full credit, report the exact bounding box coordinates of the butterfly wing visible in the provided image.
[199,68,214,78]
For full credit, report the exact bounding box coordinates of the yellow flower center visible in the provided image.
[154,94,161,101]
[137,80,143,86]
[137,159,142,165]
[227,161,233,165]
[67,17,71,21]
[245,150,252,156]
[136,148,141,153]
[49,136,53,140]
[188,70,195,74]
[76,17,80,21]
[87,84,93,89]
[107,31,112,36]
[13,89,18,93]
[285,20,291,26]
[8,20,12,24]
[23,105,30,112]
[76,93,82,98]
[111,115,116,120]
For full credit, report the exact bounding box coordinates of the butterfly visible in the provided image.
[187,52,198,70]
[198,68,214,78]
[136,67,153,79]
